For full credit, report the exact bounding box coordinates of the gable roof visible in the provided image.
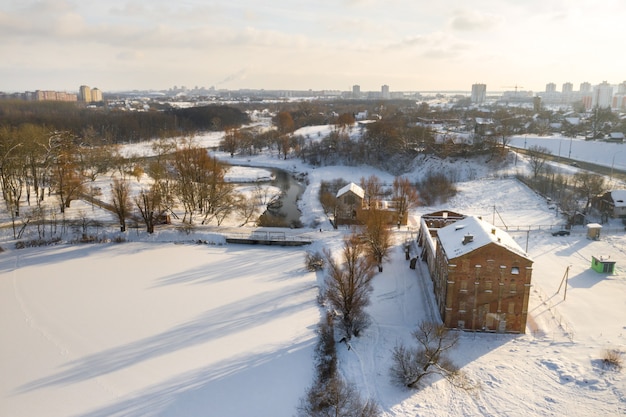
[610,190,626,207]
[437,216,531,262]
[336,182,365,199]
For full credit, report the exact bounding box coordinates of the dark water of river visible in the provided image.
[259,168,306,228]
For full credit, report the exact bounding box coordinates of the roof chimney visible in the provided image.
[491,228,496,235]
[463,234,474,245]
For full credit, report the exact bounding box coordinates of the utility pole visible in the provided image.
[557,265,571,301]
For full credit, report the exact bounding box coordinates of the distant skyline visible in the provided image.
[1,0,625,93]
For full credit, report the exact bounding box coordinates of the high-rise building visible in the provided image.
[562,82,573,94]
[91,88,103,102]
[612,81,626,110]
[561,82,574,104]
[33,90,78,102]
[580,82,592,93]
[470,83,486,104]
[79,85,92,103]
[545,83,557,93]
[592,81,613,109]
[352,85,361,99]
[381,84,390,99]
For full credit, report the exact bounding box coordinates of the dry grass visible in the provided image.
[602,348,623,371]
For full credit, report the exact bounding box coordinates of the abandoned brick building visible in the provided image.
[417,211,533,333]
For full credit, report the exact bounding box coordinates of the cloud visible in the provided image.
[25,0,75,15]
[387,31,472,60]
[109,1,147,17]
[449,9,503,31]
[116,50,145,61]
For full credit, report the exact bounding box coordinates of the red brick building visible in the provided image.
[418,212,533,333]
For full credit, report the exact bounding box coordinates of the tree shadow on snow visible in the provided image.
[152,245,306,287]
[73,339,316,417]
[16,281,315,395]
[0,243,154,274]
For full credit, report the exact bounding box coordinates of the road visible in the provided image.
[511,145,626,182]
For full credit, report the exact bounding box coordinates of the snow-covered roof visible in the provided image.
[336,182,365,199]
[437,216,531,261]
[610,190,626,207]
[475,117,493,125]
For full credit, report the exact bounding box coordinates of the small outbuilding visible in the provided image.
[591,255,616,274]
[595,190,626,218]
[586,223,602,240]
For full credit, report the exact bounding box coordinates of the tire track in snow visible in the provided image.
[347,246,408,412]
[347,315,384,410]
[11,253,71,359]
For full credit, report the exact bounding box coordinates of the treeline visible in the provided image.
[0,125,270,239]
[519,145,609,225]
[0,101,249,143]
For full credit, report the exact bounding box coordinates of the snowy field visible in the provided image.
[1,129,626,416]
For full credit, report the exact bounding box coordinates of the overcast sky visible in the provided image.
[1,0,625,93]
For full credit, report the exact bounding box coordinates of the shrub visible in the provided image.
[297,312,380,417]
[416,173,457,205]
[305,251,325,271]
[602,348,623,371]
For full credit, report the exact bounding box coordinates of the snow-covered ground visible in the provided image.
[1,130,625,416]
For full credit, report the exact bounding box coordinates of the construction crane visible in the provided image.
[501,85,524,93]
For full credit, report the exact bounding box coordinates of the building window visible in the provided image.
[461,259,470,272]
[486,260,495,272]
[510,281,517,293]
[508,302,515,314]
[460,280,468,292]
[459,301,466,313]
[458,320,465,329]
[485,281,492,292]
[511,266,520,275]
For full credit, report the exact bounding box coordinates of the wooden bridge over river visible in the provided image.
[224,230,312,246]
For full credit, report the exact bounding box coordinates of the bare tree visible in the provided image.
[390,322,473,391]
[336,112,355,131]
[274,111,295,135]
[574,171,605,213]
[200,156,234,225]
[134,184,166,234]
[320,190,339,228]
[493,109,520,151]
[173,143,214,223]
[221,127,241,157]
[360,208,392,272]
[526,145,551,179]
[391,176,419,228]
[48,132,85,213]
[359,175,383,209]
[233,193,258,227]
[111,177,132,232]
[324,234,375,339]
